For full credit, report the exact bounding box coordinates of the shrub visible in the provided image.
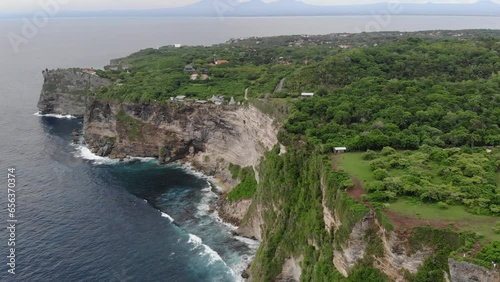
[493,222,500,234]
[370,159,388,171]
[365,181,385,192]
[373,169,389,181]
[347,264,388,282]
[476,241,500,264]
[381,146,396,156]
[342,179,355,189]
[384,177,403,194]
[362,150,378,160]
[227,172,257,200]
[437,201,449,209]
[365,191,397,202]
[389,157,410,169]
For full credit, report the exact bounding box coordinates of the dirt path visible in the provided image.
[347,178,365,203]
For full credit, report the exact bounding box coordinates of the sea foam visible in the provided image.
[161,212,174,223]
[187,234,203,249]
[34,112,77,119]
[187,233,228,266]
[73,144,156,165]
[74,145,119,165]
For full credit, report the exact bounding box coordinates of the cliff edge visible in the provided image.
[84,100,279,193]
[37,69,110,117]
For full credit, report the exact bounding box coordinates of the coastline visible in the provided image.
[71,140,259,280]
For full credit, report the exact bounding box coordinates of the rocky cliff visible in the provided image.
[84,100,279,192]
[449,259,500,282]
[332,211,433,281]
[37,69,110,117]
[37,68,279,243]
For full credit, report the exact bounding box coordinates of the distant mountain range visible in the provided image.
[2,0,500,18]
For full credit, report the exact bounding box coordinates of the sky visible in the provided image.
[0,0,496,13]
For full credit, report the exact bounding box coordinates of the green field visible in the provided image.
[387,198,500,242]
[337,149,500,241]
[334,152,373,183]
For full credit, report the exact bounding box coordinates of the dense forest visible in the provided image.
[284,38,500,151]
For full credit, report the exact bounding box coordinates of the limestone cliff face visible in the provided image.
[84,100,279,192]
[449,259,500,282]
[37,69,110,117]
[218,198,253,226]
[329,209,432,281]
[277,256,303,282]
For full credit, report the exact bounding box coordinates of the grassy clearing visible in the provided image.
[387,198,500,242]
[336,152,374,184]
[337,147,499,216]
[337,150,500,242]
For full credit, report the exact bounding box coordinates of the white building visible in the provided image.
[334,147,347,154]
[301,92,314,97]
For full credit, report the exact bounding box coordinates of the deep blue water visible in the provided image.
[0,113,258,281]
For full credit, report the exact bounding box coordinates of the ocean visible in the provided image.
[0,16,499,281]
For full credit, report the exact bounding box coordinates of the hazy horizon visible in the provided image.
[0,0,499,17]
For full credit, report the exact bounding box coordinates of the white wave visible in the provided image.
[187,234,203,249]
[196,188,217,218]
[231,237,260,281]
[34,111,77,119]
[202,244,226,265]
[161,212,174,223]
[234,236,260,250]
[186,233,227,266]
[126,156,157,163]
[73,144,119,165]
[179,162,207,178]
[211,208,238,231]
[231,258,252,282]
[176,162,227,194]
[73,144,156,165]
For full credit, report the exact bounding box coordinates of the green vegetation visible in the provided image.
[477,241,500,266]
[335,152,375,183]
[249,146,369,281]
[95,44,325,102]
[116,110,149,142]
[347,264,388,282]
[283,39,500,151]
[250,98,291,125]
[387,199,500,242]
[227,164,258,201]
[339,147,500,216]
[406,227,469,282]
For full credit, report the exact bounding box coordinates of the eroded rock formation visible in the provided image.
[37,69,110,117]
